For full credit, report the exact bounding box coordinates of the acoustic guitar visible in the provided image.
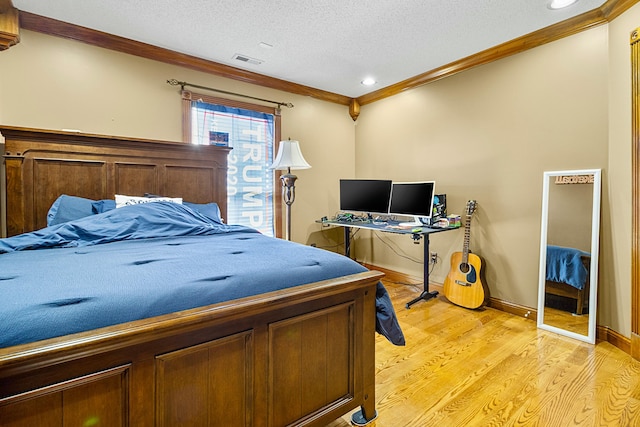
[443,200,487,309]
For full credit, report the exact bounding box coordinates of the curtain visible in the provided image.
[191,102,275,236]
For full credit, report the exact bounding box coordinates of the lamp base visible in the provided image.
[280,173,297,240]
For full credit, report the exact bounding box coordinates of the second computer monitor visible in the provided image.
[388,181,436,226]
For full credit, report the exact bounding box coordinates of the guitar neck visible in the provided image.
[462,214,472,263]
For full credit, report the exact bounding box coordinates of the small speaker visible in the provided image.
[427,194,446,225]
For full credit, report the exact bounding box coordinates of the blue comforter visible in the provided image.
[0,202,404,347]
[0,201,251,253]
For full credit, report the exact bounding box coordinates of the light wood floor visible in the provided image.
[326,280,640,427]
[543,305,589,336]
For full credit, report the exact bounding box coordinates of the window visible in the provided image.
[182,92,282,237]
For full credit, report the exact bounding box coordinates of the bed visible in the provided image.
[545,244,591,315]
[0,126,402,427]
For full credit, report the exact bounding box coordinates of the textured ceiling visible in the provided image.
[13,0,607,98]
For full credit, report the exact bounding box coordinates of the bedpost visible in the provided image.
[351,282,378,426]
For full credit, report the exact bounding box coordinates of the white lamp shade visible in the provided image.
[270,140,311,170]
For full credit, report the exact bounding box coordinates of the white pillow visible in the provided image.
[115,194,183,208]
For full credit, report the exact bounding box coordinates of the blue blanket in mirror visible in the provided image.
[545,245,590,290]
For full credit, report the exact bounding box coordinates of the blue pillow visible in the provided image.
[143,193,221,223]
[91,199,116,213]
[183,202,223,223]
[47,195,96,226]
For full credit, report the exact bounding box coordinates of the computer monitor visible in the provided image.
[388,181,436,226]
[339,179,392,215]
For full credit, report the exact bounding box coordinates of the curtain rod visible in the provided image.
[167,79,294,108]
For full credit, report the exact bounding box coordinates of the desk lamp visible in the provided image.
[270,139,311,240]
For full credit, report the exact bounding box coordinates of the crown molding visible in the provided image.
[0,0,18,50]
[14,0,640,111]
[18,11,352,106]
[356,0,639,106]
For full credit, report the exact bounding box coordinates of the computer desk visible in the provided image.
[320,218,459,308]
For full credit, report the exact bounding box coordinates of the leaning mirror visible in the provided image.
[537,169,601,344]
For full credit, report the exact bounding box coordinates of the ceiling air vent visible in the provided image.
[232,53,263,65]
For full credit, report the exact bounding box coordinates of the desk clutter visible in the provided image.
[333,212,371,223]
[324,212,461,233]
[323,212,461,231]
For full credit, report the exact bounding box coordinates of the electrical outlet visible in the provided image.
[430,252,438,264]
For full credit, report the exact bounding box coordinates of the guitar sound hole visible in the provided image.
[459,263,470,274]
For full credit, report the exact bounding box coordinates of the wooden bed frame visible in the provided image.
[0,126,380,427]
[545,254,590,315]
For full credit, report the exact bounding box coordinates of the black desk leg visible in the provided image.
[406,234,439,309]
[344,227,351,258]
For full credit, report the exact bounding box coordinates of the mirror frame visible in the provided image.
[537,169,601,344]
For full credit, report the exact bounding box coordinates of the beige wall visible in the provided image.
[0,138,4,238]
[0,30,357,244]
[356,26,615,326]
[605,3,640,338]
[1,4,639,338]
[352,4,640,337]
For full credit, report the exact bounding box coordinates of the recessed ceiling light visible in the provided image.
[361,77,376,86]
[548,0,578,9]
[259,42,273,49]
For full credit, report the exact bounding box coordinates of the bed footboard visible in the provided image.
[0,271,382,427]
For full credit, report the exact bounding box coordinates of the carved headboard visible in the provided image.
[1,126,231,236]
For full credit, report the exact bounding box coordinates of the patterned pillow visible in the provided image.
[115,194,182,208]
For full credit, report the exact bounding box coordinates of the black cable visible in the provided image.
[373,231,422,264]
